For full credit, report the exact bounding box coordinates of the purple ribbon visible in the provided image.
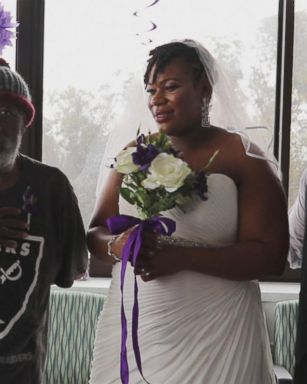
[106,214,176,384]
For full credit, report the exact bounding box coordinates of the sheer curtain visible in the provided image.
[43,0,279,230]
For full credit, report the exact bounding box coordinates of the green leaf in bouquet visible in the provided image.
[158,132,171,151]
[137,207,151,220]
[123,177,137,189]
[135,188,152,208]
[120,187,136,205]
[135,192,145,207]
[150,194,176,214]
[177,185,194,198]
[203,149,220,171]
[123,173,146,190]
[132,171,147,183]
[124,181,137,191]
[148,132,154,144]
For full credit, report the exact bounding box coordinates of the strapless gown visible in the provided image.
[90,174,276,384]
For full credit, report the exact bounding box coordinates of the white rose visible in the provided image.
[114,147,139,174]
[142,153,191,192]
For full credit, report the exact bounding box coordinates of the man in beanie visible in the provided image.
[0,59,88,383]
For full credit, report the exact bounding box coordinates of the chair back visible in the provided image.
[274,299,299,377]
[44,290,105,384]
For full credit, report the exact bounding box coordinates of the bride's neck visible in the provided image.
[169,128,209,152]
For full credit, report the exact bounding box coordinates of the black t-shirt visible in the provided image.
[0,155,88,383]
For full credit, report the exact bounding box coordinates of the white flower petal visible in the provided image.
[114,147,139,174]
[146,153,191,191]
[142,177,159,190]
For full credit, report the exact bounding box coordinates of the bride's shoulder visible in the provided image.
[212,127,264,159]
[209,127,275,182]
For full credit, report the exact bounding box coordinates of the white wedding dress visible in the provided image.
[90,174,276,384]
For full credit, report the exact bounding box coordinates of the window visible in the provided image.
[16,0,300,280]
[288,0,307,206]
[42,0,279,228]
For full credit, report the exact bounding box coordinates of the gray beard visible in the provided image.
[0,132,23,174]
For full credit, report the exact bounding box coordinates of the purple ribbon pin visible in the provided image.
[106,214,176,384]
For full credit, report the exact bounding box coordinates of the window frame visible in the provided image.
[274,0,294,193]
[16,0,300,281]
[271,0,296,282]
[16,0,45,161]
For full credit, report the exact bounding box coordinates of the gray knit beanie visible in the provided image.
[0,58,35,127]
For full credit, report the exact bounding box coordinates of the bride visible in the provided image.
[87,39,289,384]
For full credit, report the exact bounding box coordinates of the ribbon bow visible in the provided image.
[106,214,176,384]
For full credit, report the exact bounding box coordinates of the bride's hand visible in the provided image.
[135,232,183,282]
[111,228,134,260]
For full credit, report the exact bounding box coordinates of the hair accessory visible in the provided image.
[201,97,210,128]
[0,58,35,127]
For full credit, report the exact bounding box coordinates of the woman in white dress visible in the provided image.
[87,40,289,384]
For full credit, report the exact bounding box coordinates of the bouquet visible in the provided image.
[107,131,217,384]
[113,132,213,218]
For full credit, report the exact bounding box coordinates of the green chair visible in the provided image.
[44,290,106,384]
[274,299,299,384]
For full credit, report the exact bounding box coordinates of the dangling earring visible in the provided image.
[201,97,211,128]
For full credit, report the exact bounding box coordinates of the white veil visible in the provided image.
[96,38,279,196]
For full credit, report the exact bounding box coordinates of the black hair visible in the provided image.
[144,42,210,90]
